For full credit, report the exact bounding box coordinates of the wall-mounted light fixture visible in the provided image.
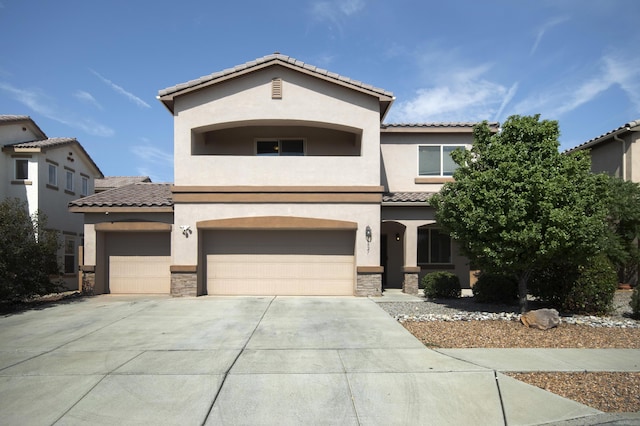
[365,225,372,253]
[395,233,401,241]
[180,225,192,238]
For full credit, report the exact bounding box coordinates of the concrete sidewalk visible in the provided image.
[0,295,631,425]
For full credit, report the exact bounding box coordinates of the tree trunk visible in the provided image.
[517,271,530,313]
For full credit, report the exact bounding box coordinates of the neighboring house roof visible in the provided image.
[69,183,173,212]
[381,122,500,132]
[3,137,104,178]
[0,114,47,140]
[95,176,152,192]
[157,53,395,118]
[382,192,435,205]
[565,119,640,153]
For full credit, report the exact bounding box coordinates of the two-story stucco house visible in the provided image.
[71,54,494,297]
[1,115,103,290]
[566,119,640,181]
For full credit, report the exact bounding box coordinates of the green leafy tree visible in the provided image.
[0,198,62,301]
[603,177,640,284]
[431,115,609,312]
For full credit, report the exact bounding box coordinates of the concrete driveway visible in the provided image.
[0,295,599,425]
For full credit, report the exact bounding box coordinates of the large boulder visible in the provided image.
[520,308,560,330]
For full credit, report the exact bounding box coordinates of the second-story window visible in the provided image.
[418,145,465,177]
[15,159,28,180]
[65,170,74,192]
[81,176,89,196]
[256,139,304,156]
[48,164,58,186]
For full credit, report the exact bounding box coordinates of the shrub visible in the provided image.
[422,271,461,299]
[630,287,640,320]
[529,255,617,315]
[472,273,518,304]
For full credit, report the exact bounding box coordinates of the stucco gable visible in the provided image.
[158,53,394,118]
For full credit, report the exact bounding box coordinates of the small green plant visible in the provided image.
[422,271,461,299]
[472,273,518,304]
[630,287,640,320]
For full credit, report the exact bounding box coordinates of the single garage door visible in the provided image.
[106,232,171,294]
[205,230,355,295]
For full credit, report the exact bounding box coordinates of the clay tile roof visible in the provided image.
[565,119,640,153]
[381,122,499,129]
[6,137,77,149]
[382,192,435,203]
[95,176,152,191]
[158,53,394,101]
[69,183,173,209]
[0,115,31,123]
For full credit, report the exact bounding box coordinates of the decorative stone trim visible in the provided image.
[402,272,419,295]
[356,267,383,297]
[81,270,95,296]
[171,271,197,297]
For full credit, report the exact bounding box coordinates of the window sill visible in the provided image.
[64,190,76,196]
[419,264,455,270]
[46,184,59,191]
[415,177,455,184]
[11,180,32,185]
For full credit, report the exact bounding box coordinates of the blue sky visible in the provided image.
[1,0,639,183]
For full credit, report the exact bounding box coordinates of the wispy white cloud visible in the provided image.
[0,82,114,137]
[89,69,151,109]
[515,53,640,117]
[311,0,365,32]
[131,144,173,182]
[74,90,103,110]
[493,82,519,122]
[530,16,569,56]
[388,54,509,123]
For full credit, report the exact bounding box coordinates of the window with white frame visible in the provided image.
[14,159,28,180]
[48,164,58,186]
[256,139,304,156]
[417,227,452,264]
[81,176,89,196]
[65,170,74,192]
[418,145,465,176]
[64,237,75,274]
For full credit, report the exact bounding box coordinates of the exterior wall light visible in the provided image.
[395,233,401,241]
[180,225,192,238]
[365,226,372,242]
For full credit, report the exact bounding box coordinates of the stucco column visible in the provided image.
[404,224,418,267]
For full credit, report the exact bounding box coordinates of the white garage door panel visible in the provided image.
[205,230,355,295]
[109,256,171,294]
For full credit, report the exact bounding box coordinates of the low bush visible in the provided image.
[472,273,518,304]
[630,287,640,320]
[529,255,617,315]
[422,271,461,299]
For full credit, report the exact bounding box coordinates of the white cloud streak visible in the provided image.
[515,53,640,117]
[530,17,569,56]
[131,144,173,183]
[90,69,151,109]
[74,90,103,110]
[311,0,365,31]
[0,82,114,137]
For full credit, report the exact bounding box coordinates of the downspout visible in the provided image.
[613,133,626,181]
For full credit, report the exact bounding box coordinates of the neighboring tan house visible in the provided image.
[71,53,494,297]
[94,176,151,193]
[565,119,640,180]
[1,115,103,290]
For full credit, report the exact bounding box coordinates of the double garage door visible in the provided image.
[106,232,171,294]
[204,230,355,295]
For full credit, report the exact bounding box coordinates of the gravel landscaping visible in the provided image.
[377,290,640,413]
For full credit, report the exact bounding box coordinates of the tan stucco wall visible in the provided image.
[173,203,380,268]
[381,132,472,192]
[590,139,624,178]
[172,65,381,186]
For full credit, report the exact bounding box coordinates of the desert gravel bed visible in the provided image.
[377,291,640,412]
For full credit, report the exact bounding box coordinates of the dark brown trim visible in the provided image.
[95,222,172,232]
[198,216,358,231]
[415,177,455,184]
[171,265,197,273]
[10,154,33,158]
[81,265,95,273]
[11,180,32,185]
[46,158,59,166]
[420,264,455,270]
[64,190,76,196]
[46,184,59,191]
[357,266,384,274]
[174,192,381,203]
